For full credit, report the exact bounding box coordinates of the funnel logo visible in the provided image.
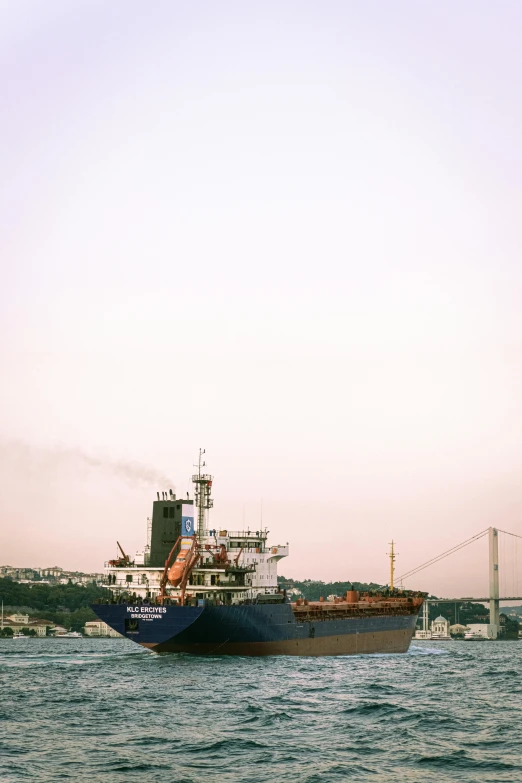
[181,503,194,536]
[182,516,194,535]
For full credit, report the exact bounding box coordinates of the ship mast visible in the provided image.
[192,448,213,540]
[388,540,396,590]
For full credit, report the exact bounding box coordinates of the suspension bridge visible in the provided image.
[397,527,522,639]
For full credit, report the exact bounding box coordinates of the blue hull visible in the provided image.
[92,603,419,656]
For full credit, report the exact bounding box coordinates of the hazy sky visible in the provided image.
[2,1,522,598]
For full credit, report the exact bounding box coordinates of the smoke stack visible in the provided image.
[157,492,160,500]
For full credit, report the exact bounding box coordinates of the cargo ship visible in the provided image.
[93,452,424,655]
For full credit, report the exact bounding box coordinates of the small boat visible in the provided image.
[55,631,83,638]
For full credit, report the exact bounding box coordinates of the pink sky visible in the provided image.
[1,1,522,598]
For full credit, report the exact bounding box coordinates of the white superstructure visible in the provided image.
[104,456,289,606]
[106,529,289,604]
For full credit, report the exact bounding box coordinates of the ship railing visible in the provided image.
[225,545,289,555]
[196,562,256,573]
[267,545,289,557]
[221,530,268,540]
[106,577,163,588]
[104,562,163,570]
[292,603,419,620]
[218,547,268,555]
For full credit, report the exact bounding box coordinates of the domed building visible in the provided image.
[449,623,469,638]
[431,615,451,640]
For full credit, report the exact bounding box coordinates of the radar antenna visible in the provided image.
[192,448,213,539]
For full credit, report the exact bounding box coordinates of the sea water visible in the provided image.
[0,638,520,782]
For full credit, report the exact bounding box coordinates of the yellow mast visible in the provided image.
[388,540,396,590]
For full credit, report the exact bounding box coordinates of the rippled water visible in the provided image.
[1,638,521,782]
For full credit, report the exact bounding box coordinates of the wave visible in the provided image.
[2,637,522,783]
[408,645,450,655]
[417,751,516,770]
[340,701,412,717]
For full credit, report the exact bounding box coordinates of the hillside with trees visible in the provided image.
[0,578,110,631]
[278,576,382,600]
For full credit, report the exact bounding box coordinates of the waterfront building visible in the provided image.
[84,621,122,638]
[449,623,470,637]
[431,615,451,639]
[2,614,53,636]
[466,623,494,639]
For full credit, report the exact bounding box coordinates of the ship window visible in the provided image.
[163,508,169,518]
[169,508,175,518]
[126,574,133,583]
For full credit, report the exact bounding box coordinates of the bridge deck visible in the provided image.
[425,597,522,603]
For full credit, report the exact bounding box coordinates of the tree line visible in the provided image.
[278,576,382,601]
[0,577,111,631]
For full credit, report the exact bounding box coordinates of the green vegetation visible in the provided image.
[278,576,382,601]
[0,577,110,611]
[414,600,519,639]
[425,600,489,626]
[28,607,98,632]
[0,578,111,631]
[0,627,13,637]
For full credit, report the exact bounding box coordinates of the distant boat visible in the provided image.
[55,631,83,638]
[464,631,486,641]
[12,632,29,639]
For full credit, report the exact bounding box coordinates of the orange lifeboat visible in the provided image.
[168,545,192,587]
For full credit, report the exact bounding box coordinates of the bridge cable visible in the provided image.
[497,528,522,540]
[497,529,522,598]
[397,528,489,583]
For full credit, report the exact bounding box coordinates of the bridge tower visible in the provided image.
[489,527,500,639]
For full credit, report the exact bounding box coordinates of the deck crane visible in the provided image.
[108,541,132,567]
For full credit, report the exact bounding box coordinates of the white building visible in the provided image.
[449,623,469,636]
[84,621,122,638]
[40,566,63,578]
[3,613,52,636]
[431,615,451,639]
